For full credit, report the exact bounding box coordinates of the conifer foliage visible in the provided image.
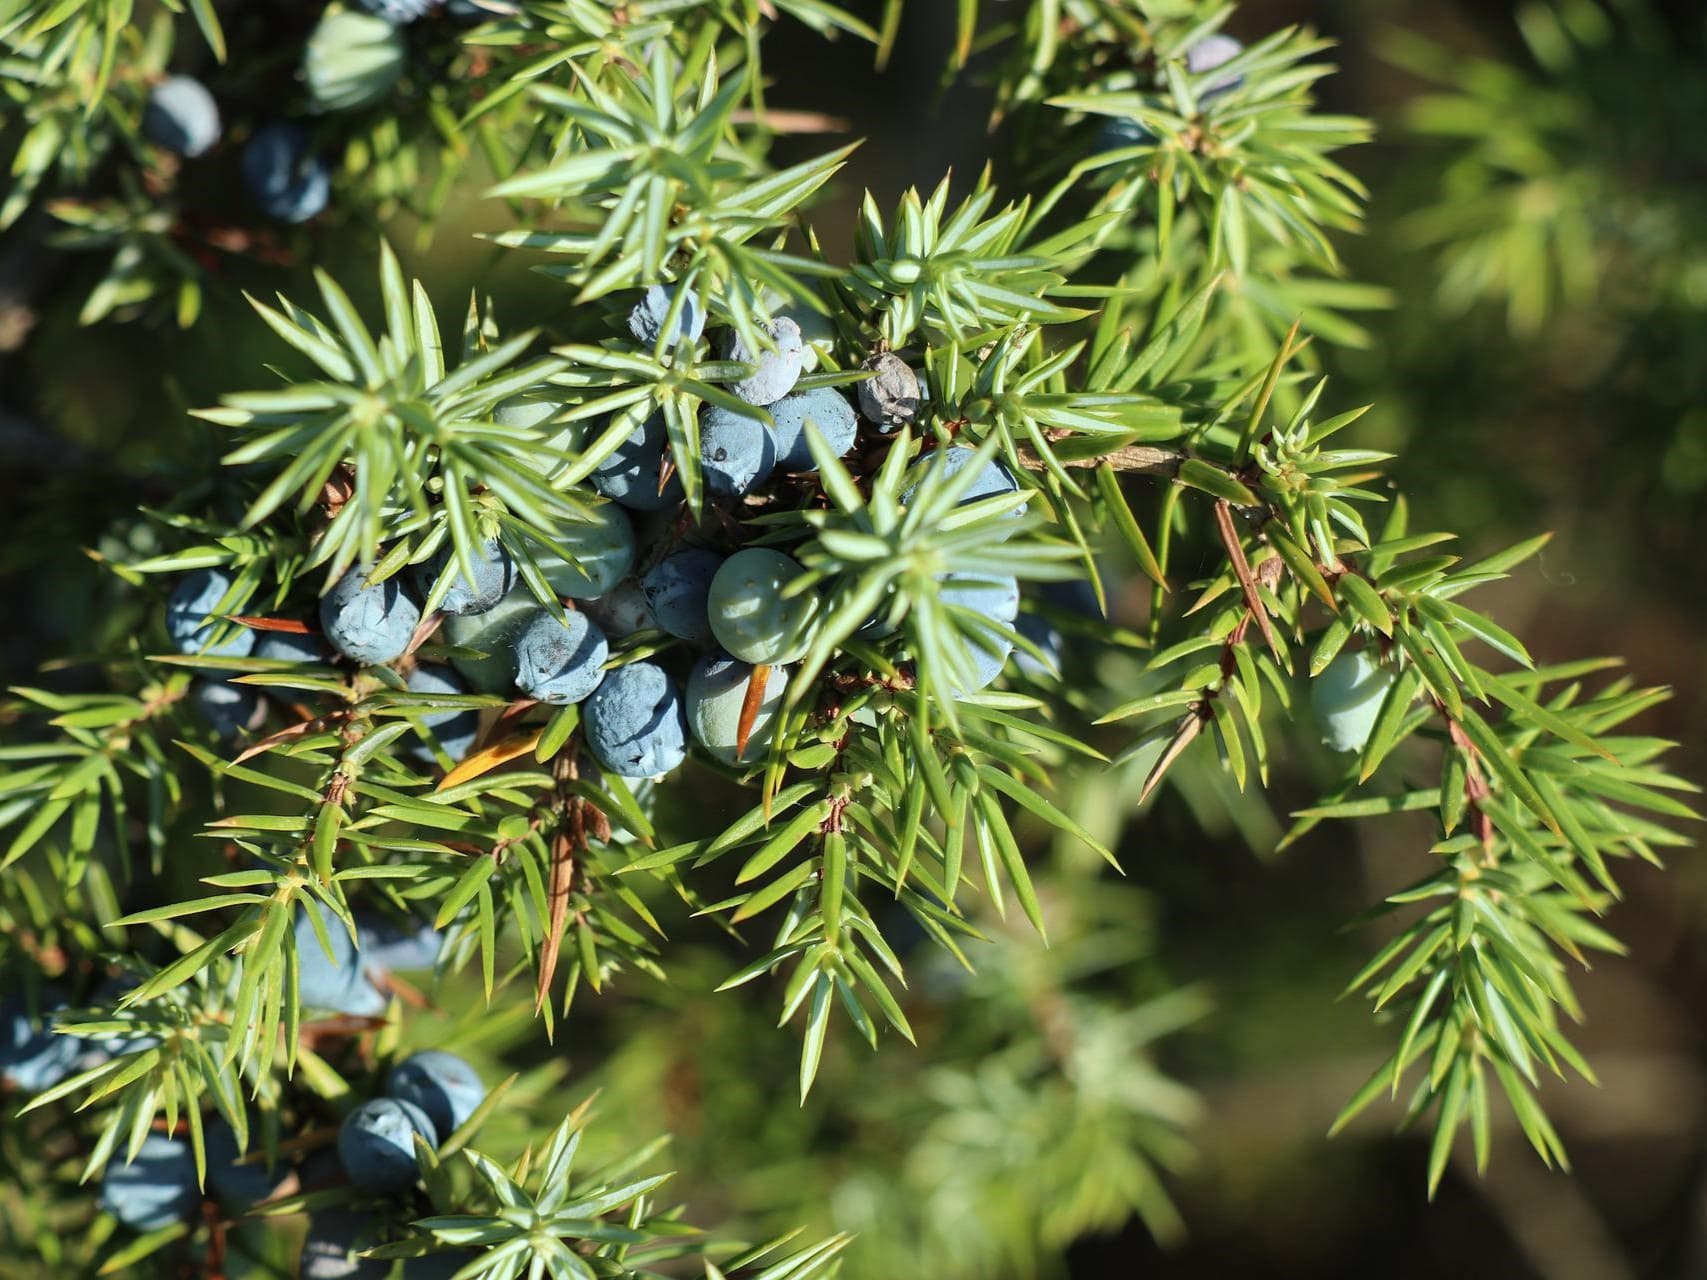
[0,1,1692,1275]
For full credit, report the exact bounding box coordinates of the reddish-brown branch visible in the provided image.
[1214,499,1283,661]
[1015,443,1184,475]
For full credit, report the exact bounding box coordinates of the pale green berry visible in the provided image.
[1311,650,1394,755]
[707,548,817,665]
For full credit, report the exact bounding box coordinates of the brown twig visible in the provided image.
[1213,498,1283,661]
[1014,443,1184,476]
[368,970,430,1010]
[1445,707,1499,863]
[297,1014,386,1049]
[730,108,851,134]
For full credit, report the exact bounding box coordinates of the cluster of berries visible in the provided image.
[0,983,156,1094]
[98,1119,287,1233]
[304,1093,479,1277]
[164,284,1073,787]
[88,1043,481,1278]
[335,1050,485,1196]
[0,985,284,1235]
[4,919,481,1272]
[135,2,519,225]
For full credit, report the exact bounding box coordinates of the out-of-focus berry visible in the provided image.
[242,123,331,223]
[143,76,221,157]
[385,1050,486,1139]
[305,9,407,113]
[164,567,255,658]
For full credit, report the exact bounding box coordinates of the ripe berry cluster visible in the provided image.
[301,1047,488,1276]
[0,983,156,1095]
[164,285,1083,790]
[1,919,476,1271]
[90,1043,484,1278]
[2,988,285,1236]
[98,1122,288,1234]
[134,2,520,226]
[334,1049,484,1196]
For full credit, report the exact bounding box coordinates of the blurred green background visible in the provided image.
[4,1,1705,1277]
